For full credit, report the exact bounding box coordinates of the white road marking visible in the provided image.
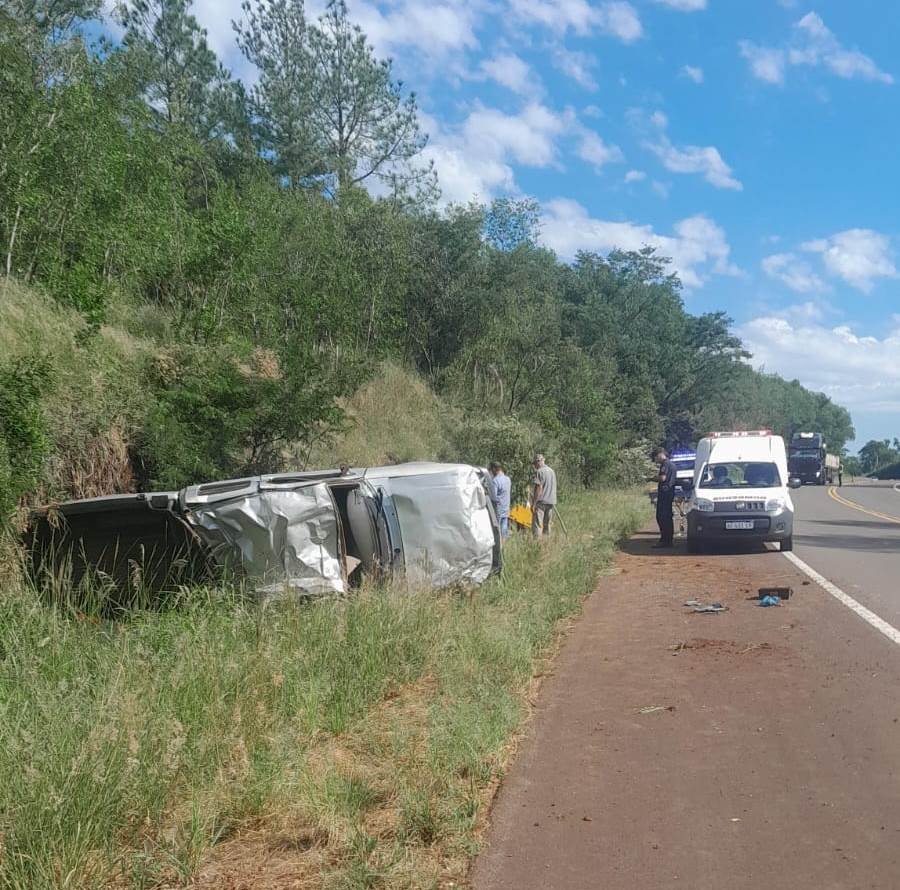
[783,551,900,648]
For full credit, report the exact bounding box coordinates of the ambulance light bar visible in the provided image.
[707,430,772,438]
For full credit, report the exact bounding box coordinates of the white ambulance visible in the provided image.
[686,430,799,554]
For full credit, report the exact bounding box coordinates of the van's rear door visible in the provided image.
[26,493,211,599]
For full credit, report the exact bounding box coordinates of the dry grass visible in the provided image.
[305,363,452,468]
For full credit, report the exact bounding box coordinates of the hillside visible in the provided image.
[0,4,856,531]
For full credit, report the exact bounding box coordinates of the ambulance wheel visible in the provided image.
[687,538,702,555]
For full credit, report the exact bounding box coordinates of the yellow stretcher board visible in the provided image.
[509,504,533,529]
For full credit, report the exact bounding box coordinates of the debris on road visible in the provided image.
[684,599,728,613]
[758,595,782,607]
[758,586,793,600]
[638,705,677,714]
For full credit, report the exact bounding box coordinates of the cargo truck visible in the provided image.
[788,432,839,485]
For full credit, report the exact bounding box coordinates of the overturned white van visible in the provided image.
[27,462,502,604]
[686,431,799,554]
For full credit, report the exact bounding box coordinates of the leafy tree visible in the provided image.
[858,439,899,475]
[0,20,177,320]
[3,0,99,33]
[141,346,347,488]
[403,204,488,379]
[235,0,433,199]
[483,197,541,252]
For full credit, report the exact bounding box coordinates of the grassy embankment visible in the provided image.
[0,490,648,890]
[0,278,650,887]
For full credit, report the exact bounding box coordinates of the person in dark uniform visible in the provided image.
[654,448,676,549]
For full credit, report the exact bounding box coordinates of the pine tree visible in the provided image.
[234,0,323,187]
[119,0,241,143]
[307,0,436,201]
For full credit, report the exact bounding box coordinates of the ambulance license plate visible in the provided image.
[725,521,754,530]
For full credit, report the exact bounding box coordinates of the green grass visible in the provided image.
[0,489,649,889]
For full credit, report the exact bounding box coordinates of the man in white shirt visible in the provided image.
[489,461,512,538]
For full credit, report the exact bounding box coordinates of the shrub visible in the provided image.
[139,347,347,489]
[0,357,52,520]
[450,414,548,502]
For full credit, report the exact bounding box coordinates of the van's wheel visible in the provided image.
[781,536,793,552]
[687,538,701,555]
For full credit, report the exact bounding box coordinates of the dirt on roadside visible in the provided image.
[472,531,900,890]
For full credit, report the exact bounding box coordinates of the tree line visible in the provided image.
[0,0,855,512]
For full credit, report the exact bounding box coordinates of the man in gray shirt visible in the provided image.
[531,453,557,538]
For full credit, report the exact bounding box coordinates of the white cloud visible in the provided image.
[761,252,828,293]
[740,13,893,87]
[509,0,642,41]
[801,229,897,292]
[782,301,828,323]
[553,47,598,90]
[740,317,900,421]
[791,12,893,83]
[540,199,739,288]
[577,130,624,170]
[422,143,516,204]
[463,102,569,167]
[680,64,704,83]
[648,136,742,190]
[655,0,706,10]
[423,103,569,204]
[650,110,668,129]
[480,53,536,94]
[600,1,643,42]
[624,169,647,183]
[424,101,627,203]
[739,42,786,85]
[351,0,481,57]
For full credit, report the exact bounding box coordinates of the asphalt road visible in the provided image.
[473,483,900,890]
[793,480,900,628]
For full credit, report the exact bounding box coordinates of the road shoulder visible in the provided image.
[471,531,900,890]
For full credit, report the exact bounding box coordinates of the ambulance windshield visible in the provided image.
[697,462,781,490]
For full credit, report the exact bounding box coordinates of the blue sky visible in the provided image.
[113,0,900,450]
